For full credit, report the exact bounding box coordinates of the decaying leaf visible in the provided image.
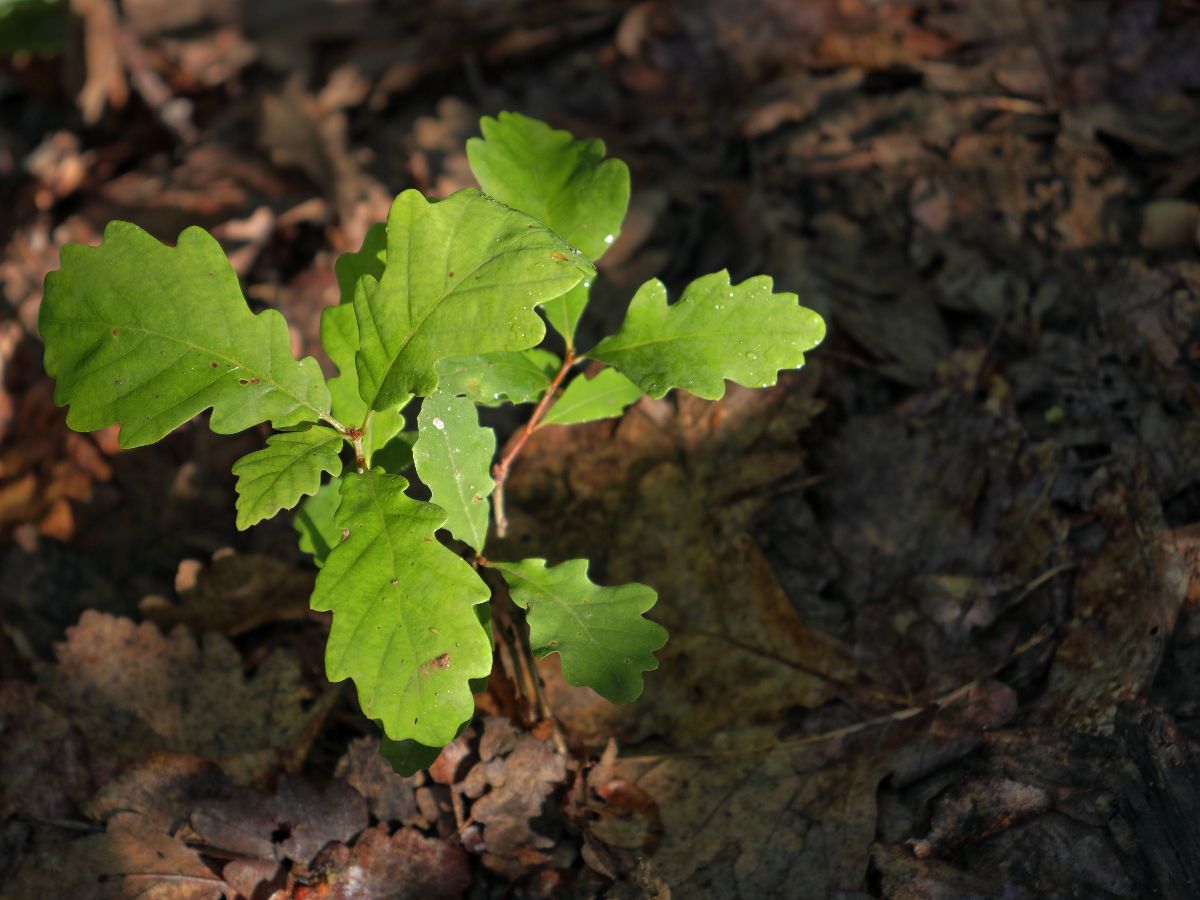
[37,612,332,784]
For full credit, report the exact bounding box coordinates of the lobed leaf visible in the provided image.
[353,189,593,408]
[311,469,492,746]
[493,558,667,704]
[379,735,443,777]
[467,112,629,263]
[412,392,495,554]
[40,222,332,447]
[467,113,629,346]
[586,271,826,400]
[321,302,407,461]
[541,368,642,427]
[294,476,343,568]
[435,349,560,407]
[232,425,344,530]
[334,222,387,304]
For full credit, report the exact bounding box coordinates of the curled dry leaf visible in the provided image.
[334,736,428,828]
[317,824,471,900]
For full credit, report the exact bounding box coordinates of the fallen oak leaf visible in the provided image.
[37,611,334,785]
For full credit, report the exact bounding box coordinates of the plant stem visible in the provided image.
[491,348,576,538]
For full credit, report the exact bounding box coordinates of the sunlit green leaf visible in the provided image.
[311,469,492,746]
[334,222,387,304]
[412,392,495,553]
[493,558,667,704]
[586,271,826,400]
[541,368,642,427]
[40,222,332,447]
[435,349,560,406]
[353,189,592,409]
[321,302,407,462]
[232,426,343,530]
[467,112,629,263]
[467,112,629,346]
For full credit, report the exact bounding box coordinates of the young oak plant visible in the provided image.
[38,113,826,773]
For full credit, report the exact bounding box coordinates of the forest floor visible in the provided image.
[2,1,1200,898]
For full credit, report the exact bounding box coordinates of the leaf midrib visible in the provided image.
[45,314,331,426]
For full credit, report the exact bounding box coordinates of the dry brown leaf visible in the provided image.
[334,736,428,828]
[190,776,368,866]
[457,717,567,864]
[4,811,225,899]
[0,681,95,821]
[38,612,334,784]
[84,753,237,829]
[611,683,1015,898]
[141,552,313,637]
[319,824,471,900]
[1031,469,1190,732]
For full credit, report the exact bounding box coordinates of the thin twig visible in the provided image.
[491,348,576,538]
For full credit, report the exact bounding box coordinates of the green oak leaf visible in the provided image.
[586,271,826,400]
[412,392,495,553]
[493,558,667,704]
[467,112,630,345]
[311,469,492,746]
[321,302,407,461]
[232,426,343,530]
[540,282,591,351]
[467,112,629,263]
[354,188,593,409]
[379,735,443,777]
[294,476,343,568]
[334,222,387,304]
[541,368,642,427]
[435,349,560,406]
[40,221,332,448]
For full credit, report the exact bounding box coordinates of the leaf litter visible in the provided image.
[2,0,1200,896]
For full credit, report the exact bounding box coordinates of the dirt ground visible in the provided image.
[2,1,1200,897]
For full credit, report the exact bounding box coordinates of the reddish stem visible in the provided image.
[492,348,576,538]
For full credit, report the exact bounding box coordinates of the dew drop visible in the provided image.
[390,578,399,585]
[432,417,445,430]
[604,234,614,244]
[745,352,759,361]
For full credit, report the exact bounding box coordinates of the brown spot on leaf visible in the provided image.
[447,271,455,277]
[238,379,248,385]
[209,361,219,368]
[549,251,568,262]
[110,328,118,336]
[421,653,451,675]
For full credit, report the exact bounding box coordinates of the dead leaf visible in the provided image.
[0,681,95,821]
[1031,469,1189,732]
[4,811,226,899]
[457,717,567,865]
[320,824,471,900]
[190,776,368,866]
[141,551,313,637]
[38,612,334,784]
[334,737,427,828]
[612,685,1009,898]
